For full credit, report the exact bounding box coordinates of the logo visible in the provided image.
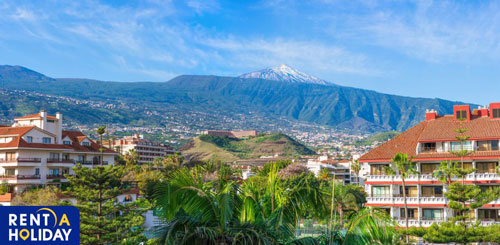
[0,206,79,244]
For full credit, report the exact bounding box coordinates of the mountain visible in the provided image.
[180,133,316,162]
[0,65,472,132]
[239,64,330,85]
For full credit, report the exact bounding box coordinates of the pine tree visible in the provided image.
[66,165,146,244]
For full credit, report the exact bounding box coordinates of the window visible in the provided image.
[5,152,16,160]
[477,141,499,151]
[49,169,59,175]
[478,209,500,221]
[421,163,439,174]
[77,155,84,162]
[42,137,51,144]
[421,186,443,197]
[371,186,390,197]
[493,108,500,119]
[421,142,436,152]
[5,169,15,176]
[450,141,473,151]
[49,153,60,159]
[82,141,90,146]
[47,119,55,123]
[456,110,467,120]
[370,164,388,175]
[400,208,418,219]
[493,141,499,151]
[26,136,33,143]
[63,140,71,145]
[399,186,418,197]
[35,168,40,176]
[476,162,497,173]
[422,209,443,220]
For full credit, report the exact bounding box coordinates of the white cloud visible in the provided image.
[11,8,38,21]
[353,1,500,63]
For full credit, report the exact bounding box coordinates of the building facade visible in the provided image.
[306,156,355,184]
[0,111,117,205]
[113,134,174,164]
[360,103,500,227]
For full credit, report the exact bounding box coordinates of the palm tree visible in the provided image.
[351,159,361,185]
[97,126,106,166]
[328,183,366,227]
[385,153,418,242]
[321,208,401,245]
[154,167,318,244]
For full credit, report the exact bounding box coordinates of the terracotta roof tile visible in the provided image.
[0,126,35,136]
[0,193,13,202]
[360,114,500,162]
[359,121,427,161]
[419,115,500,141]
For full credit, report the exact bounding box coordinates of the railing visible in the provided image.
[0,175,41,180]
[79,161,109,165]
[420,216,444,221]
[368,173,500,182]
[47,158,75,163]
[47,174,74,179]
[0,158,41,163]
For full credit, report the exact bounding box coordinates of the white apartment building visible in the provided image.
[113,134,174,164]
[359,104,500,227]
[306,156,355,184]
[0,110,118,205]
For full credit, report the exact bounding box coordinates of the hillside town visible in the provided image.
[1,104,499,243]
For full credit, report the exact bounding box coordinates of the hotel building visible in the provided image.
[359,103,500,227]
[113,134,175,165]
[0,111,117,205]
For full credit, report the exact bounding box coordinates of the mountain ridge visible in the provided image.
[0,65,474,132]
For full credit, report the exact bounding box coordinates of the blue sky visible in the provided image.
[1,0,499,105]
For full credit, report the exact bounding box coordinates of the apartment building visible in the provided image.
[0,111,117,204]
[113,134,174,164]
[359,103,500,227]
[306,156,355,184]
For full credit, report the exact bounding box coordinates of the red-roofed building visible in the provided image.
[0,111,118,204]
[360,104,500,227]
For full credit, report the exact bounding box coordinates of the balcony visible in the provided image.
[79,161,109,166]
[367,173,500,183]
[47,158,75,164]
[47,174,74,180]
[0,175,41,183]
[0,158,41,164]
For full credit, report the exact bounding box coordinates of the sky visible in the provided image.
[1,0,499,105]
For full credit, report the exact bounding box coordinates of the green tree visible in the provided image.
[97,126,106,166]
[124,149,139,168]
[385,153,418,242]
[320,208,401,245]
[12,186,60,206]
[325,183,366,227]
[351,159,361,184]
[66,165,146,244]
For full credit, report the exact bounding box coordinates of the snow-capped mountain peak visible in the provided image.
[239,64,332,85]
